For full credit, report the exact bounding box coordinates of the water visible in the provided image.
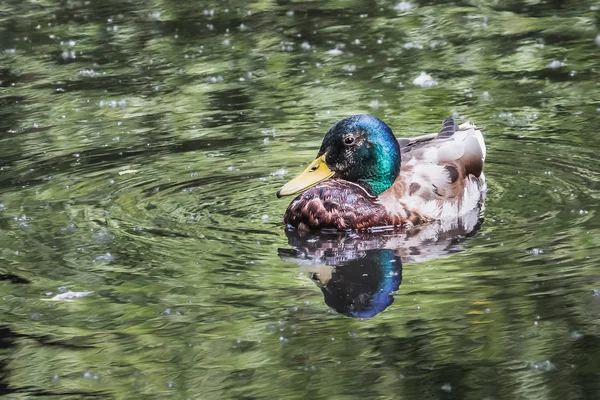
[1,0,599,398]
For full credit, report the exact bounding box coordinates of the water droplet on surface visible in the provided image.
[412,72,438,87]
[531,360,554,371]
[394,2,414,11]
[547,60,565,69]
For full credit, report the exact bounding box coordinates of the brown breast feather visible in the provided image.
[283,180,407,231]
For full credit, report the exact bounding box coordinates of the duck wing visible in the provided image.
[382,117,486,221]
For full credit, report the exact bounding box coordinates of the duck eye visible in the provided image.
[343,136,355,146]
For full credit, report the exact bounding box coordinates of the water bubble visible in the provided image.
[270,168,287,176]
[547,60,565,69]
[527,248,544,255]
[441,383,452,392]
[51,291,93,301]
[93,253,114,262]
[368,100,381,109]
[326,48,343,56]
[531,360,554,371]
[412,72,438,87]
[206,75,223,83]
[402,42,423,49]
[394,2,414,11]
[571,331,583,339]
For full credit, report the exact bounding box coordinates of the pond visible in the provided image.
[1,0,599,398]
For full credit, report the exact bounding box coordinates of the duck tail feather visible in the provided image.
[437,116,458,138]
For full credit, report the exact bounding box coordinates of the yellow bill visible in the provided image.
[277,154,334,198]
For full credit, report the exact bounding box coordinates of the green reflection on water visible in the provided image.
[1,0,600,398]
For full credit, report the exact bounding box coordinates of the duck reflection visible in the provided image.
[278,208,483,318]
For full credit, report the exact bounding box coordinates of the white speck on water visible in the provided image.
[402,42,423,49]
[51,290,93,301]
[149,11,161,20]
[61,50,76,60]
[354,39,361,45]
[394,1,414,11]
[547,60,565,69]
[261,215,269,223]
[261,128,276,136]
[301,41,311,50]
[326,48,343,56]
[223,39,230,46]
[226,166,239,171]
[271,168,287,177]
[99,99,127,108]
[79,69,100,77]
[4,49,16,55]
[531,360,554,371]
[412,72,438,87]
[571,331,583,339]
[342,65,356,72]
[368,100,381,109]
[207,75,223,83]
[593,289,600,296]
[93,253,114,262]
[482,91,490,100]
[441,383,452,392]
[527,248,544,255]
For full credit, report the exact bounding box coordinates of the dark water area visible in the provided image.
[1,0,600,398]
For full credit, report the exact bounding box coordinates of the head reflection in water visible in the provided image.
[310,249,402,318]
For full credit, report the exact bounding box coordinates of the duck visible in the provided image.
[276,114,486,231]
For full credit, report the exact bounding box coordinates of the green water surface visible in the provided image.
[1,0,600,399]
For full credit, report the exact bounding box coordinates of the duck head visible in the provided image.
[277,115,401,198]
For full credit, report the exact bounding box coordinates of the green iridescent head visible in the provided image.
[317,115,401,196]
[277,115,401,198]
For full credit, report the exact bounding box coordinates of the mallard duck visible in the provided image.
[277,115,486,231]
